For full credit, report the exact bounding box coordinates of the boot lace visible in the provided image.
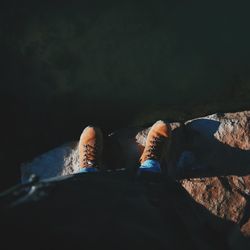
[82,144,99,167]
[145,136,165,160]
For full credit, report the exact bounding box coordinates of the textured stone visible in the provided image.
[20,111,250,239]
[242,219,250,237]
[213,112,250,150]
[181,176,246,222]
[182,111,250,178]
[180,175,250,237]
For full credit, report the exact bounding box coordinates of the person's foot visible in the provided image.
[140,120,171,165]
[79,126,103,169]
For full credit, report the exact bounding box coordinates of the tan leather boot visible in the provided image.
[140,120,171,164]
[79,126,103,169]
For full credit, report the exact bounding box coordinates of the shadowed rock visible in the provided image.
[18,111,250,245]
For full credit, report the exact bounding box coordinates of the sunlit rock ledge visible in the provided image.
[21,110,250,182]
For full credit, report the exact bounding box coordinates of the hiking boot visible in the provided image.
[79,126,103,169]
[140,120,171,165]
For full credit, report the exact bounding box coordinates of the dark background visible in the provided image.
[1,0,250,190]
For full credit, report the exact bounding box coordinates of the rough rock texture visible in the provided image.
[21,142,79,182]
[20,111,250,242]
[242,219,250,237]
[177,111,250,239]
[180,176,250,237]
[212,112,250,150]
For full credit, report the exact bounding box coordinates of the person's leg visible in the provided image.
[139,159,161,173]
[78,126,103,173]
[78,167,98,173]
[138,120,171,174]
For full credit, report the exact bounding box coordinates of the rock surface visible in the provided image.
[180,176,250,236]
[21,111,250,180]
[20,111,250,243]
[178,111,250,238]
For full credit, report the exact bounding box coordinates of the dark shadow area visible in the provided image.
[0,172,249,249]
